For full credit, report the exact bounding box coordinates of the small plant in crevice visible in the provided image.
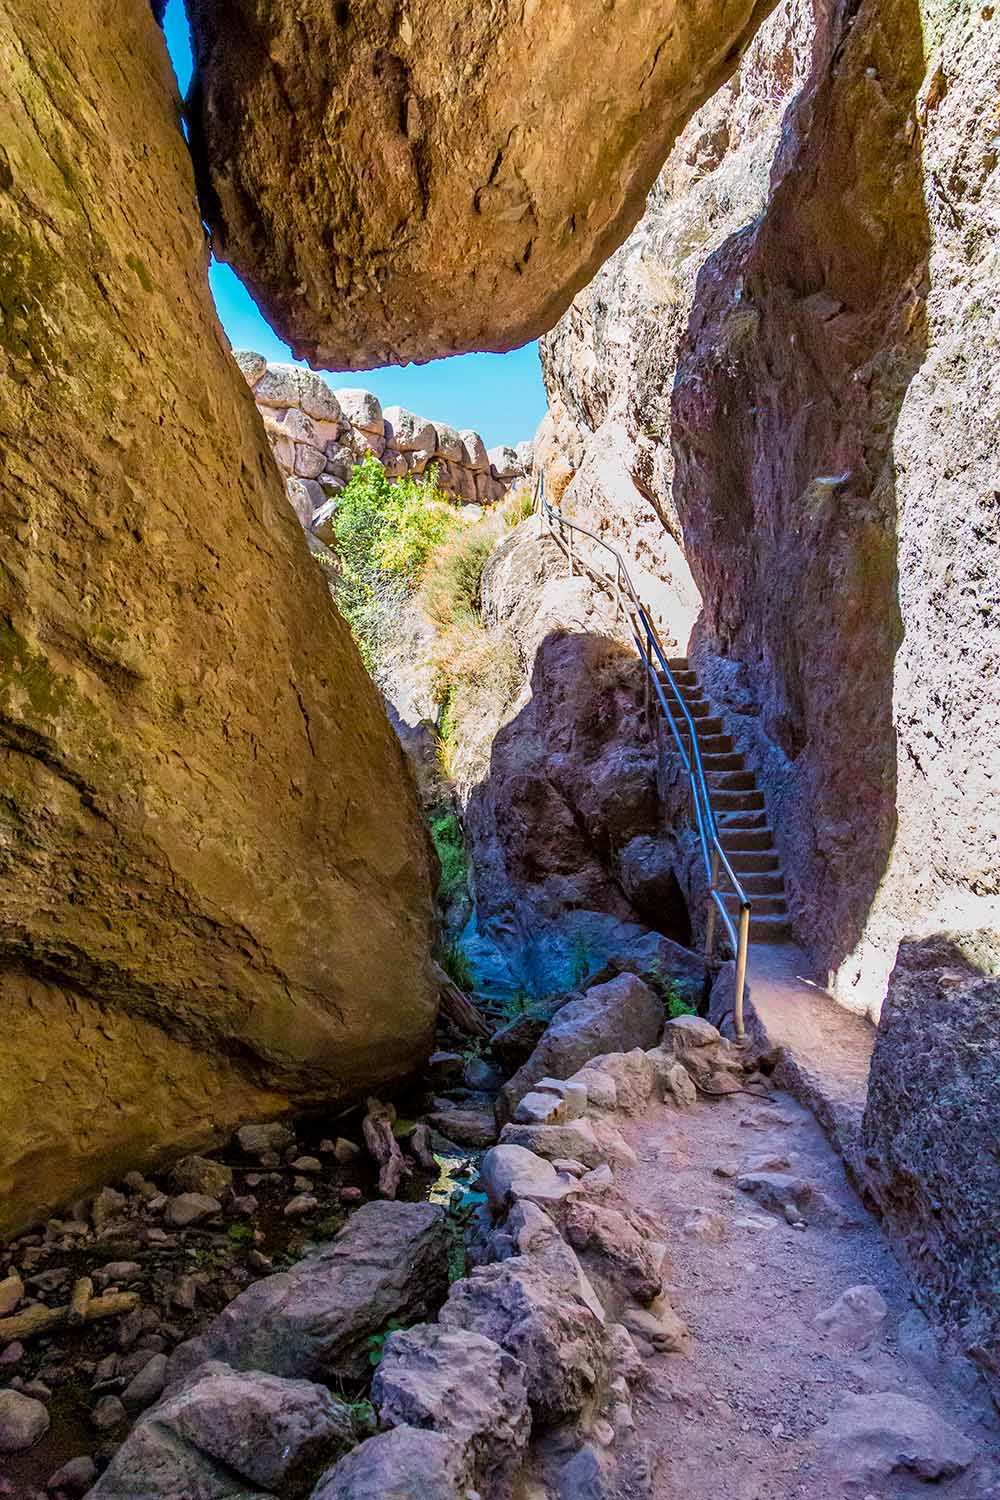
[367,1317,407,1367]
[664,980,698,1019]
[440,939,475,993]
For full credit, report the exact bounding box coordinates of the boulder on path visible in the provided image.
[168,1201,448,1385]
[499,1118,637,1170]
[311,1427,473,1500]
[814,1284,889,1351]
[90,1361,355,1499]
[440,1240,608,1426]
[373,1325,529,1497]
[814,1392,977,1483]
[426,1107,497,1148]
[500,974,663,1119]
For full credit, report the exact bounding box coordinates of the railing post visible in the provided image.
[567,523,574,577]
[704,845,719,965]
[642,625,651,723]
[733,902,750,1040]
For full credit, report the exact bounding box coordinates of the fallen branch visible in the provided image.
[363,1097,411,1200]
[0,1290,139,1346]
[68,1276,93,1325]
[431,960,492,1040]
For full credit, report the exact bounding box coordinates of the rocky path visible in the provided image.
[616,1087,1000,1500]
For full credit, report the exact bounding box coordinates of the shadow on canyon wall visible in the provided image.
[464,627,694,999]
[668,0,932,982]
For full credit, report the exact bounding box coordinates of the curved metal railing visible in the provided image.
[534,473,750,1036]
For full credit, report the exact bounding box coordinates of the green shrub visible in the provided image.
[665,981,698,1019]
[421,525,496,627]
[440,939,474,992]
[331,456,456,668]
[428,804,468,905]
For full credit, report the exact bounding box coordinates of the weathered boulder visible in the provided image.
[170,1156,234,1200]
[812,1393,976,1484]
[0,0,436,1237]
[500,974,663,1117]
[440,1240,609,1425]
[862,934,1000,1388]
[813,1285,889,1353]
[169,1202,448,1384]
[185,0,779,367]
[373,1325,530,1497]
[90,1361,356,1498]
[0,1390,49,1453]
[311,1427,473,1500]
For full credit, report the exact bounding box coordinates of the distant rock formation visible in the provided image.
[234,353,532,544]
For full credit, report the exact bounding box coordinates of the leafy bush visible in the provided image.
[428,804,468,906]
[331,456,455,668]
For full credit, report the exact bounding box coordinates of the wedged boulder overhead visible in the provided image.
[184,0,779,367]
[0,0,435,1235]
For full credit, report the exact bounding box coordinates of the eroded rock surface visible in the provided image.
[169,1201,449,1384]
[185,0,779,367]
[0,0,436,1236]
[862,933,1000,1394]
[536,0,1000,1006]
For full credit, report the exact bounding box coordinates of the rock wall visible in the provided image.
[235,354,532,545]
[0,0,436,1234]
[537,0,1000,1014]
[861,933,1000,1394]
[184,0,781,367]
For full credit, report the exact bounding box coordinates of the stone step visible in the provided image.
[701,752,744,772]
[749,913,792,943]
[712,789,765,812]
[697,734,735,755]
[671,713,723,737]
[668,697,712,718]
[664,670,698,688]
[708,769,757,792]
[722,891,787,917]
[666,657,689,671]
[728,849,780,873]
[720,827,775,851]
[737,870,786,895]
[717,810,769,830]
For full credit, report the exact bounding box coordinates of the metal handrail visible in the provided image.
[534,474,750,1036]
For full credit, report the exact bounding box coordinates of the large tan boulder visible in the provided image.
[0,0,436,1235]
[184,0,778,367]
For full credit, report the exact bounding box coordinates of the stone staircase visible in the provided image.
[657,657,791,944]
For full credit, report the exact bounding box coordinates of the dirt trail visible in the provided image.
[616,1088,1000,1500]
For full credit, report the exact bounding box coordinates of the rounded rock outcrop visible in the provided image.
[184,0,778,366]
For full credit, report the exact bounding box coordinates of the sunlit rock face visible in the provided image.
[183,0,779,368]
[0,0,436,1235]
[538,0,1000,1013]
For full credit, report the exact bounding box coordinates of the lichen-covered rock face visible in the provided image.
[0,0,435,1236]
[861,933,1000,1397]
[184,0,779,367]
[539,0,1000,1009]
